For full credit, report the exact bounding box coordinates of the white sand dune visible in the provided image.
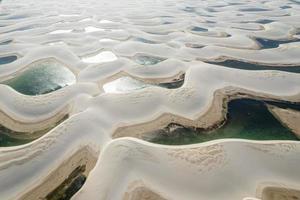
[0,0,300,199]
[74,138,300,200]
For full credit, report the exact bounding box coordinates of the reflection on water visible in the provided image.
[46,165,86,200]
[103,77,150,93]
[0,40,13,45]
[2,59,76,95]
[133,37,157,44]
[0,114,68,147]
[103,76,184,93]
[81,51,117,64]
[84,26,104,33]
[182,6,196,13]
[206,59,300,73]
[0,131,32,147]
[5,14,31,20]
[0,55,17,65]
[158,75,184,89]
[240,8,270,12]
[133,54,166,65]
[49,29,73,34]
[255,37,300,49]
[185,43,205,48]
[191,26,208,32]
[149,99,299,145]
[255,19,274,24]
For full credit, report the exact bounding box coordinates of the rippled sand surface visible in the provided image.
[0,0,300,199]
